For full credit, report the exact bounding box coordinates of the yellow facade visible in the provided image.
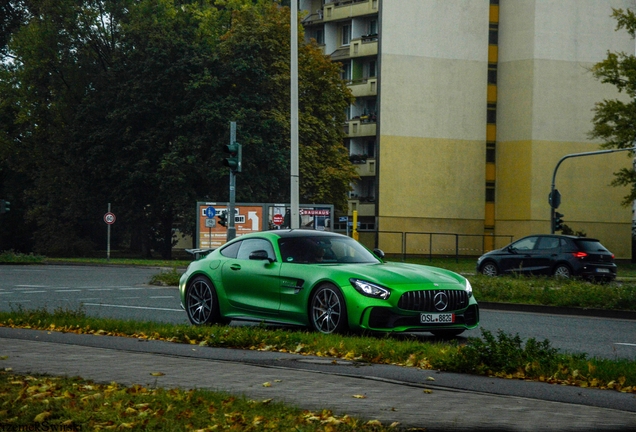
[300,0,636,259]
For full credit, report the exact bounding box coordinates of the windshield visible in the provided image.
[575,240,608,253]
[278,236,380,264]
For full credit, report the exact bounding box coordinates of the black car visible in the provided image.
[476,235,617,281]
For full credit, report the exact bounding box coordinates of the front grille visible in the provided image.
[398,290,468,312]
[367,304,479,329]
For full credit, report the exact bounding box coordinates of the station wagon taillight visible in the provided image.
[573,252,587,259]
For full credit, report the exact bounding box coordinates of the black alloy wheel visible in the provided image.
[310,284,348,334]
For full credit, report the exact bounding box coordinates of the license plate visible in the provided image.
[420,313,455,324]
[596,268,610,273]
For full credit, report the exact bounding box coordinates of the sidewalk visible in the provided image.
[1,328,636,431]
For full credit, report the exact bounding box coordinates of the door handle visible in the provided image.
[230,264,241,271]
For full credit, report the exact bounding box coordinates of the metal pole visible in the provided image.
[107,203,111,261]
[290,0,300,229]
[549,146,636,234]
[227,122,237,241]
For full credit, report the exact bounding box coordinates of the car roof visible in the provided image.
[519,234,600,242]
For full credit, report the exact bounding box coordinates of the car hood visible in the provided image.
[340,262,466,288]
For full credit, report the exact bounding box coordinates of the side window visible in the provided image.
[536,237,559,250]
[512,237,538,251]
[220,241,241,258]
[236,238,275,261]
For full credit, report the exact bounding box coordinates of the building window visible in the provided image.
[368,60,376,78]
[486,182,495,202]
[342,23,351,46]
[487,103,496,124]
[369,19,378,35]
[488,65,497,84]
[315,28,324,45]
[489,24,499,45]
[341,62,351,81]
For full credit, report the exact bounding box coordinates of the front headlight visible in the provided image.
[465,278,473,298]
[350,279,391,300]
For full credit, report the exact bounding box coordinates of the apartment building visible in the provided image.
[300,0,635,258]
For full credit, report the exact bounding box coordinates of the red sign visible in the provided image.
[103,212,116,225]
[273,214,284,226]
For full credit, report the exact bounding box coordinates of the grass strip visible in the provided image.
[0,307,634,393]
[0,372,402,431]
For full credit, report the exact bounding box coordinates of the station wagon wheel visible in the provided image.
[481,262,498,277]
[310,284,348,334]
[185,275,222,325]
[553,264,572,279]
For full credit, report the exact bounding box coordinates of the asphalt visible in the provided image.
[1,324,636,432]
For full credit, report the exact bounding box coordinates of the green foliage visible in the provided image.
[0,250,45,263]
[589,7,636,206]
[471,274,636,311]
[439,329,561,375]
[0,0,356,258]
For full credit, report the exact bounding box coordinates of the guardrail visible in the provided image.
[370,231,515,262]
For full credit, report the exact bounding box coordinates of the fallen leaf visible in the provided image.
[352,394,367,399]
[150,372,165,377]
[262,382,272,387]
[423,389,433,394]
[33,411,51,422]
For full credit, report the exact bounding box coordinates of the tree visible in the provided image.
[589,8,636,206]
[0,0,357,258]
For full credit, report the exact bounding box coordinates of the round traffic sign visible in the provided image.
[273,214,284,226]
[104,212,116,225]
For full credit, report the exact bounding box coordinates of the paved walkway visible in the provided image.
[1,328,636,431]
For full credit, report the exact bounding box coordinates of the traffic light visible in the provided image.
[222,143,242,173]
[554,212,564,232]
[217,212,227,228]
[0,200,9,214]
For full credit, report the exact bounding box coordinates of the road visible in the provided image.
[0,264,635,360]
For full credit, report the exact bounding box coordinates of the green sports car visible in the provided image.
[179,229,479,336]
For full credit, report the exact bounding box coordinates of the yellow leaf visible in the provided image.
[262,382,272,387]
[261,399,273,405]
[150,372,165,377]
[426,376,435,381]
[366,420,382,426]
[423,389,433,394]
[0,356,8,360]
[33,411,51,423]
[352,394,366,399]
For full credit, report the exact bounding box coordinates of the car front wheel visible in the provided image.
[481,262,498,277]
[185,275,222,325]
[309,284,348,334]
[553,264,572,279]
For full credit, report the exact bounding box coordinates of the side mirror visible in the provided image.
[249,250,275,263]
[373,248,385,259]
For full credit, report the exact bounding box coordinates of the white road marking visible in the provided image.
[83,303,182,312]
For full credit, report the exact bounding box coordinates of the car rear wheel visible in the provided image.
[553,264,572,279]
[481,262,498,277]
[185,275,222,325]
[310,284,348,334]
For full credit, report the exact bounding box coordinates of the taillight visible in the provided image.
[573,251,587,259]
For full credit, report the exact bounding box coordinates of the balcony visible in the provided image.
[350,39,377,58]
[349,78,377,98]
[323,0,379,21]
[344,119,376,137]
[349,157,376,176]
